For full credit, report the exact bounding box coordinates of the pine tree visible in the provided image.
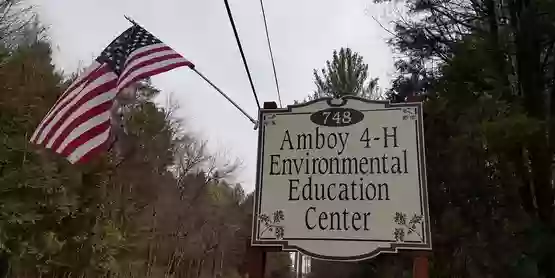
[310,47,380,100]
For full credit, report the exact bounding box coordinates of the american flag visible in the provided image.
[30,24,193,164]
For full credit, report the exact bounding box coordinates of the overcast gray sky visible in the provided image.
[32,0,397,191]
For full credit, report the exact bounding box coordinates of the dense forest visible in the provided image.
[0,1,292,277]
[307,0,555,277]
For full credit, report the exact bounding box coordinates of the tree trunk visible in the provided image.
[0,254,8,278]
[196,259,205,278]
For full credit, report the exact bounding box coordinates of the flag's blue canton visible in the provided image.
[96,25,163,75]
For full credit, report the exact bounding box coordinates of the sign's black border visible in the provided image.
[251,96,432,261]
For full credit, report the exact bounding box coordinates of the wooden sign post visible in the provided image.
[406,95,429,278]
[413,251,430,278]
[251,97,431,276]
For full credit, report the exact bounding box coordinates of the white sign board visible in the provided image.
[252,97,431,261]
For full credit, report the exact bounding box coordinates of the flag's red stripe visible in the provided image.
[124,45,171,68]
[118,53,184,84]
[74,140,109,164]
[39,79,117,146]
[118,61,193,92]
[43,64,106,123]
[48,101,113,151]
[33,66,110,142]
[74,134,110,164]
[62,63,105,102]
[59,120,110,157]
[52,65,111,117]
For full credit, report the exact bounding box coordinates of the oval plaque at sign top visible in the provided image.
[310,107,364,127]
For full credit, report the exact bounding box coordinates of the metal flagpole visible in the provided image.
[192,68,259,129]
[122,15,259,130]
[296,252,303,278]
[293,252,298,275]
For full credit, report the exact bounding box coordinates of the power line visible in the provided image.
[222,0,261,110]
[258,0,283,108]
